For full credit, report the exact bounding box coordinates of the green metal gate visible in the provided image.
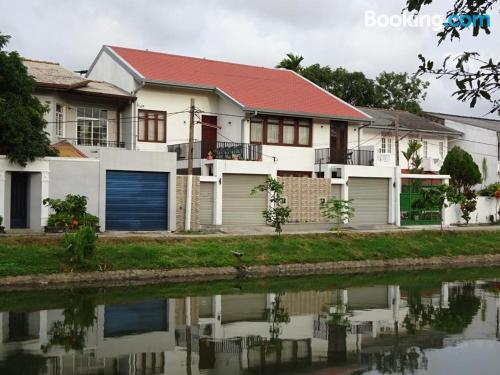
[400,182,442,225]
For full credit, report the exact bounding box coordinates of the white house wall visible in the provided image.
[445,119,499,185]
[87,48,139,94]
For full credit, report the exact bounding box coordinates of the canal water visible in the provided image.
[1,267,500,374]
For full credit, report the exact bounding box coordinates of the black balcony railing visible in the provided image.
[168,141,262,161]
[315,148,374,166]
[63,138,126,148]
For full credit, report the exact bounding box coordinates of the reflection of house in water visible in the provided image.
[0,281,497,374]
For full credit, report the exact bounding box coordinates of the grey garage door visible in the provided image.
[106,171,168,231]
[200,182,214,225]
[222,174,267,225]
[348,177,389,225]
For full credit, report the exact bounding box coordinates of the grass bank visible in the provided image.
[0,230,500,277]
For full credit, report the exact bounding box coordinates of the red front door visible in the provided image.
[330,121,348,164]
[201,115,217,158]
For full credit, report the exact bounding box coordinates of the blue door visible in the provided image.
[106,171,168,231]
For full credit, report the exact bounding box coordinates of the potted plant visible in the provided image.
[0,215,5,234]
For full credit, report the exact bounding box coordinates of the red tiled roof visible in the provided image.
[109,46,370,121]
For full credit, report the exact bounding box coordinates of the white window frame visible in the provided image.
[423,140,428,159]
[55,104,64,138]
[76,107,109,146]
[439,141,444,159]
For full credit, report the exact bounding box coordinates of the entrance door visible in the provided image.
[330,121,348,164]
[201,115,217,159]
[10,172,28,228]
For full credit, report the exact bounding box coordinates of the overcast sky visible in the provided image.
[2,0,499,118]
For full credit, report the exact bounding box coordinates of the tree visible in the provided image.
[276,52,304,72]
[375,72,429,113]
[404,0,500,114]
[440,146,481,191]
[0,33,55,166]
[320,198,355,236]
[251,177,291,235]
[277,54,428,113]
[412,184,462,231]
[402,140,423,172]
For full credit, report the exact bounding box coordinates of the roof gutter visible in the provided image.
[367,124,463,137]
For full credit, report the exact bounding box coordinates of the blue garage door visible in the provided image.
[106,171,168,231]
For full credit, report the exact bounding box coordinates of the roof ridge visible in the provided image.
[22,58,60,65]
[108,45,293,74]
[427,111,500,123]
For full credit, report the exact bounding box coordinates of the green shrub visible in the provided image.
[0,215,3,226]
[44,195,99,231]
[478,183,500,197]
[64,226,97,267]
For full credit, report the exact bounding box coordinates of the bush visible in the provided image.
[44,195,99,231]
[478,183,500,197]
[64,226,97,267]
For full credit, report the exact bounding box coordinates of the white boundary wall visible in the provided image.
[445,197,499,225]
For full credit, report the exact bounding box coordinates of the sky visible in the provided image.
[1,0,499,118]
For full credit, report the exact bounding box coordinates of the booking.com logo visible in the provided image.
[365,11,491,31]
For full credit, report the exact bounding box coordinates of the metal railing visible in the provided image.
[63,138,126,148]
[168,141,262,161]
[315,148,374,166]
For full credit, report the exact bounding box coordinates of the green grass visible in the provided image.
[0,230,500,277]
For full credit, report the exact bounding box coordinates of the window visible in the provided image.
[439,141,444,159]
[55,104,64,137]
[138,110,166,142]
[267,118,280,144]
[423,141,428,158]
[250,116,312,147]
[77,107,108,146]
[381,137,393,154]
[283,119,295,144]
[250,118,263,143]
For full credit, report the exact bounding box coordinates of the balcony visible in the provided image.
[315,148,374,166]
[64,138,125,148]
[168,141,262,161]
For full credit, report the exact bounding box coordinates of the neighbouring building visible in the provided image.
[425,112,500,185]
[0,59,178,232]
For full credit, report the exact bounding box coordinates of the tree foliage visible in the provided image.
[320,198,355,236]
[277,53,429,113]
[251,177,291,235]
[440,146,481,190]
[404,0,500,114]
[0,33,55,166]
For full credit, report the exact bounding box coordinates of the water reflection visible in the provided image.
[0,272,500,374]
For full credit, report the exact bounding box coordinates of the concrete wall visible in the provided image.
[48,158,100,217]
[444,119,499,185]
[445,196,499,225]
[0,148,177,232]
[279,176,332,223]
[176,175,201,231]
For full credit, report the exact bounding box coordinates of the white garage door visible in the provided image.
[200,182,214,225]
[348,178,389,225]
[222,174,267,225]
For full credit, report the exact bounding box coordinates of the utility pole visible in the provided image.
[395,114,400,167]
[187,98,195,175]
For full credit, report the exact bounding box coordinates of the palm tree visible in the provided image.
[276,53,304,72]
[402,140,422,171]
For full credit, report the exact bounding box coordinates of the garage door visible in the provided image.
[106,171,168,230]
[222,174,267,225]
[348,177,389,225]
[200,182,214,225]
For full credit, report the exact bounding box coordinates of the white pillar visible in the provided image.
[40,171,50,228]
[0,171,5,224]
[214,161,223,225]
[213,295,222,338]
[184,175,193,231]
[39,310,48,343]
[442,177,450,227]
[185,297,191,326]
[441,282,449,308]
[395,167,401,226]
[341,289,348,307]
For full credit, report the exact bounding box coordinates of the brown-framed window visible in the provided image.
[250,116,312,147]
[138,110,166,142]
